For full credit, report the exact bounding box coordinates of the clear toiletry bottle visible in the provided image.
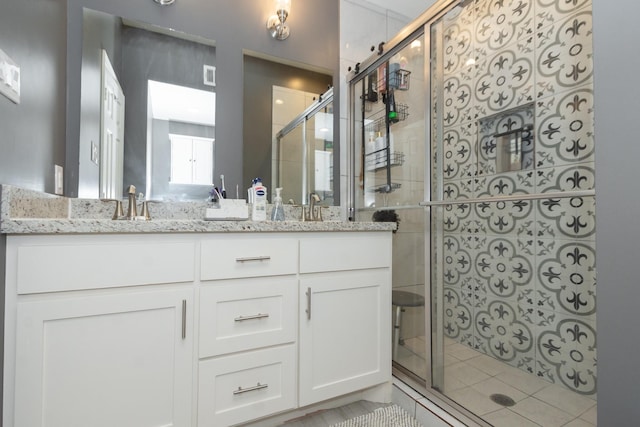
[271,187,285,221]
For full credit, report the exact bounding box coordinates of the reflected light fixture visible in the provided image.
[267,0,291,40]
[153,0,176,5]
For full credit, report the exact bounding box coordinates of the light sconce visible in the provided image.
[153,0,175,5]
[267,0,291,40]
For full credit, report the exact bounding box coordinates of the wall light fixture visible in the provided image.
[153,0,175,6]
[267,0,291,40]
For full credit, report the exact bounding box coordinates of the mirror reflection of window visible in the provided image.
[169,134,214,185]
[147,80,215,199]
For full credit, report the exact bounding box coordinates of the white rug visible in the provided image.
[329,405,423,427]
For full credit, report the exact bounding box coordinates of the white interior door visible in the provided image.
[100,50,125,199]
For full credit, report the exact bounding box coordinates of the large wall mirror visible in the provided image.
[74,8,337,203]
[78,8,217,201]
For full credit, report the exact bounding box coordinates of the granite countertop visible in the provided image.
[1,218,394,234]
[0,185,395,235]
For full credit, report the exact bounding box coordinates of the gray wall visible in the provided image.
[0,0,66,193]
[243,55,332,196]
[65,0,340,198]
[593,0,640,423]
[120,26,216,199]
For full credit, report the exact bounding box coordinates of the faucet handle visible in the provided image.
[140,199,162,220]
[315,205,328,222]
[101,199,124,220]
[140,201,150,220]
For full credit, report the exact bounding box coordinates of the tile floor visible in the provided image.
[395,336,598,426]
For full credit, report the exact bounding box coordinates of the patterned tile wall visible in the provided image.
[434,0,596,396]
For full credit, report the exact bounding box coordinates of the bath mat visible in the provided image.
[329,404,423,427]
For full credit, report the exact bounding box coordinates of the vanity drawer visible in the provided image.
[199,277,297,358]
[200,236,298,280]
[197,344,297,427]
[10,235,195,294]
[299,232,391,274]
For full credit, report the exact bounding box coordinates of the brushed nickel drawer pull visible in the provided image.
[306,287,312,320]
[233,382,269,395]
[234,313,270,322]
[235,255,271,263]
[181,299,187,340]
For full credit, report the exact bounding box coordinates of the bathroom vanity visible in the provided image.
[0,186,393,427]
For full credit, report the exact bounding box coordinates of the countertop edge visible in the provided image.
[0,218,396,235]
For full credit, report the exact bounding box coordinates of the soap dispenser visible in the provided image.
[271,187,285,221]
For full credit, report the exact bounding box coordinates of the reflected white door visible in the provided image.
[100,50,125,200]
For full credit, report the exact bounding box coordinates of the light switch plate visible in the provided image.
[54,165,64,195]
[203,65,215,87]
[0,49,20,104]
[91,141,99,165]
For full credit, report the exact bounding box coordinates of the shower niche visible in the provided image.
[477,103,535,176]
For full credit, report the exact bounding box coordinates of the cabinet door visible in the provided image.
[14,288,193,427]
[299,269,391,406]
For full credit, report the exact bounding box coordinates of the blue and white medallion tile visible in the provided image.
[536,241,596,319]
[474,36,535,116]
[536,312,597,396]
[535,7,593,100]
[442,2,475,78]
[474,172,535,237]
[474,0,534,52]
[535,0,592,30]
[536,85,595,169]
[475,298,537,373]
[536,164,596,241]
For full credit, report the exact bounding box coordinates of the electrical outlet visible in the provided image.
[54,165,64,195]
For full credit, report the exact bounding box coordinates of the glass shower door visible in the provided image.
[428,1,597,423]
[352,33,429,381]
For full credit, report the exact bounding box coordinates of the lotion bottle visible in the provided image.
[251,178,267,221]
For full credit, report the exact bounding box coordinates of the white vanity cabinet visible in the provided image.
[2,230,392,427]
[4,234,196,427]
[298,233,392,407]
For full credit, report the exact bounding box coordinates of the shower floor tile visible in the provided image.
[533,385,597,417]
[510,397,575,426]
[394,336,598,426]
[482,409,540,427]
[470,377,528,403]
[465,353,509,376]
[495,365,551,395]
[448,387,505,415]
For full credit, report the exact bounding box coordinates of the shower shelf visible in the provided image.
[365,151,405,171]
[364,103,409,133]
[367,182,402,193]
